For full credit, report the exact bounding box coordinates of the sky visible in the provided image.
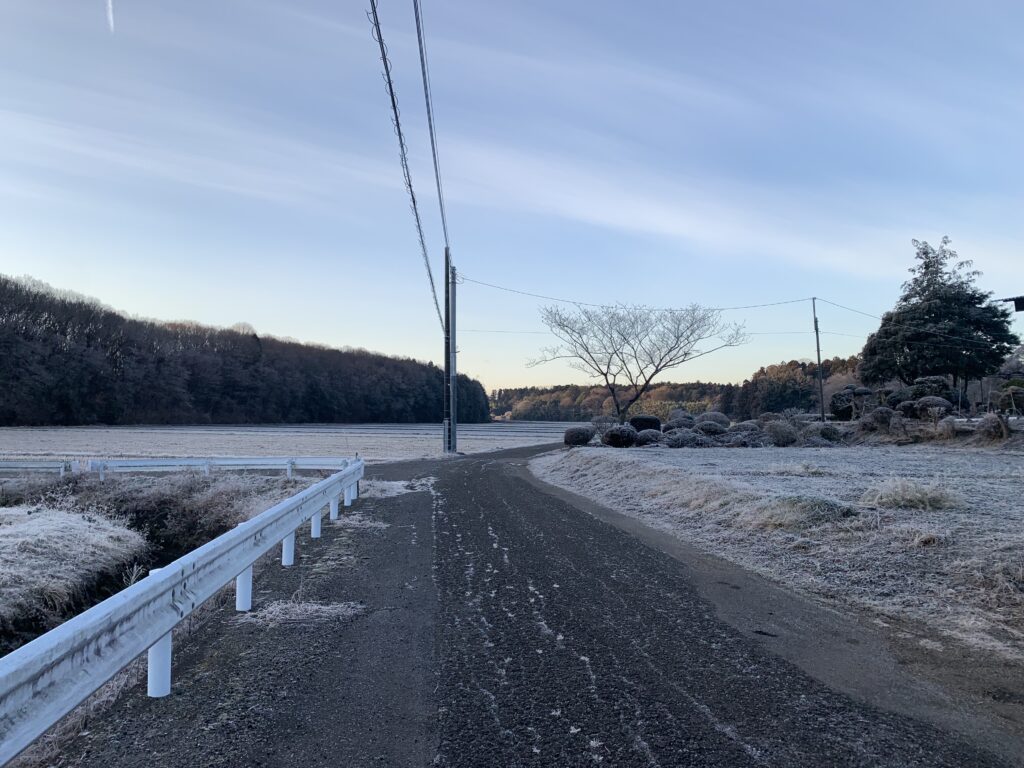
[1,0,1021,391]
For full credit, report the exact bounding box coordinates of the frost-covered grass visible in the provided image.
[531,445,1024,659]
[359,477,436,498]
[0,505,146,631]
[0,473,302,653]
[0,422,570,463]
[237,600,364,627]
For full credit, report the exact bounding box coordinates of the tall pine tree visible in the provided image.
[860,237,1019,388]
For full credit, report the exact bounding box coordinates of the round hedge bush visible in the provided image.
[915,396,953,418]
[635,429,665,446]
[663,416,695,431]
[695,420,727,436]
[802,421,841,442]
[667,408,691,421]
[695,411,730,427]
[629,414,662,433]
[601,424,637,448]
[757,411,783,423]
[896,400,918,418]
[764,420,798,447]
[868,406,895,428]
[728,420,762,433]
[564,426,596,447]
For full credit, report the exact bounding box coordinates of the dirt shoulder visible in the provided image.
[37,465,439,768]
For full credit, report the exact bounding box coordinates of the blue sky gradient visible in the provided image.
[1,1,1021,388]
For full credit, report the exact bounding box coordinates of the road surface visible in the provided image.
[56,446,1017,767]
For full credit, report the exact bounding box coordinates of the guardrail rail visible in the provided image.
[0,458,364,765]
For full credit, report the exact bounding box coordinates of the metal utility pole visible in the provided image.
[812,297,826,422]
[443,247,452,452]
[449,264,458,452]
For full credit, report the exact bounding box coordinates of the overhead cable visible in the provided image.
[412,0,450,253]
[367,0,444,330]
[459,275,812,312]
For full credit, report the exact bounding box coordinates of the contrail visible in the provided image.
[106,0,115,33]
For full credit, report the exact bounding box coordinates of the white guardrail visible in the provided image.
[0,459,364,765]
[0,460,76,478]
[86,457,352,480]
[0,457,351,480]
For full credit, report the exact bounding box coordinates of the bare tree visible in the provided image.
[531,304,746,422]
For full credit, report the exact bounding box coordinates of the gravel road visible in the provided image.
[51,446,1014,767]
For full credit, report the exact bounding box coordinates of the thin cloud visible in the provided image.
[106,0,115,33]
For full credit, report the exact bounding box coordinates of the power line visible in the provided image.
[412,0,450,253]
[459,274,812,312]
[367,0,444,330]
[817,297,999,349]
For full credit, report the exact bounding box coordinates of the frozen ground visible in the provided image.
[531,444,1024,659]
[0,422,572,463]
[0,504,146,631]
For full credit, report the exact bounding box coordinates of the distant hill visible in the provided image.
[490,357,862,422]
[0,275,489,426]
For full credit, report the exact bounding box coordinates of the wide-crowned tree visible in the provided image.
[859,237,1019,388]
[531,303,746,422]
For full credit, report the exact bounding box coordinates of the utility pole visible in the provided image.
[449,264,458,452]
[443,247,451,452]
[812,297,826,422]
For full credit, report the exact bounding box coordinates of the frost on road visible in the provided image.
[430,454,998,767]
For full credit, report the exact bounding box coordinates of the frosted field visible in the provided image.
[0,422,574,463]
[532,444,1024,659]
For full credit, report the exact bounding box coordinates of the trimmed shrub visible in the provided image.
[868,407,895,429]
[829,390,855,421]
[802,436,835,448]
[857,415,877,433]
[591,415,617,436]
[764,420,798,447]
[695,411,730,427]
[728,420,762,433]
[665,428,698,448]
[802,422,841,442]
[888,413,907,436]
[629,415,662,433]
[564,426,596,447]
[667,408,691,421]
[885,388,913,409]
[601,424,637,448]
[663,416,695,431]
[910,376,954,401]
[635,429,665,446]
[896,400,918,418]
[757,411,783,423]
[916,396,953,419]
[695,420,727,436]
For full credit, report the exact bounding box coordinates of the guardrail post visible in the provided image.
[146,568,172,697]
[344,484,354,507]
[287,460,294,480]
[98,463,106,482]
[235,565,253,611]
[204,462,211,477]
[353,480,360,500]
[329,496,340,521]
[311,509,322,539]
[282,531,295,566]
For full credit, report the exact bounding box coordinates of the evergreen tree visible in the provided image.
[859,238,1019,387]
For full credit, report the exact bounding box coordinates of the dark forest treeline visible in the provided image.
[0,275,489,426]
[491,356,861,422]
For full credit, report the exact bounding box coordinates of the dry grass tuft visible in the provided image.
[860,478,961,510]
[238,599,364,627]
[739,496,857,530]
